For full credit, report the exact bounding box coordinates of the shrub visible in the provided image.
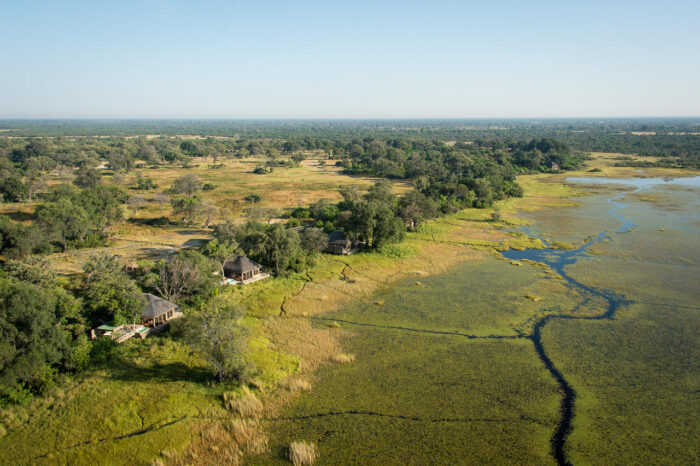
[2,384,33,405]
[244,194,262,203]
[202,183,216,191]
[90,338,116,364]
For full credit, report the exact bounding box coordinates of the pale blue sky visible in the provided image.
[1,0,699,118]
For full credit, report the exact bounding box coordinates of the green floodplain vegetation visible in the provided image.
[256,173,699,464]
[1,144,698,465]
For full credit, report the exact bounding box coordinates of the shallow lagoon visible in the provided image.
[261,176,699,465]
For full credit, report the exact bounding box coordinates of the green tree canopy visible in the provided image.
[82,254,146,325]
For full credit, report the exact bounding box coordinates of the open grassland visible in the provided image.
[258,331,560,465]
[0,338,221,464]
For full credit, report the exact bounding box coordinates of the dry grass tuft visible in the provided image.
[228,419,270,455]
[280,377,312,392]
[288,441,317,465]
[175,421,243,465]
[224,387,263,418]
[332,353,356,364]
[160,449,177,459]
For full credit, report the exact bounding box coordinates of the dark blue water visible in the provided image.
[503,192,634,284]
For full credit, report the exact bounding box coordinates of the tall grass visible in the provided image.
[288,441,317,465]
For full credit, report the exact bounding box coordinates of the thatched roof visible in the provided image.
[328,230,350,245]
[142,293,177,318]
[224,256,262,274]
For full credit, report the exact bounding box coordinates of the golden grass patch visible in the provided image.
[288,441,318,465]
[331,353,356,364]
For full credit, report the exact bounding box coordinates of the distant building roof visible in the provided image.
[142,293,177,319]
[224,256,262,274]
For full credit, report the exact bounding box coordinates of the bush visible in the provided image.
[67,232,108,249]
[2,384,33,406]
[90,338,116,364]
[289,207,310,218]
[202,183,216,191]
[244,194,262,203]
[288,218,301,228]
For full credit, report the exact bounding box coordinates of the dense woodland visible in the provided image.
[0,119,697,403]
[1,118,698,167]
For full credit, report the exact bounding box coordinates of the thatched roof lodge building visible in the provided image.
[142,293,182,328]
[91,294,182,342]
[325,230,360,255]
[223,256,270,284]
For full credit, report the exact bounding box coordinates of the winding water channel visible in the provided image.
[502,176,699,465]
[267,175,699,465]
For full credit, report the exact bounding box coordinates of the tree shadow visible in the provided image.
[127,217,173,226]
[176,229,207,235]
[182,238,208,248]
[5,210,34,222]
[140,247,177,258]
[107,356,212,385]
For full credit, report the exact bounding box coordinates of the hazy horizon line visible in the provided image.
[1,116,699,122]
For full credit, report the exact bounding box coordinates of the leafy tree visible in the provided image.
[73,166,102,189]
[150,250,217,302]
[300,227,328,253]
[35,198,90,251]
[78,185,126,235]
[398,190,439,226]
[0,216,51,258]
[179,140,198,155]
[171,196,204,225]
[244,193,262,203]
[171,173,203,195]
[136,175,157,190]
[243,206,279,224]
[351,201,405,248]
[202,238,240,278]
[182,296,250,382]
[0,175,27,202]
[290,153,305,166]
[0,265,84,396]
[82,254,145,325]
[265,224,302,275]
